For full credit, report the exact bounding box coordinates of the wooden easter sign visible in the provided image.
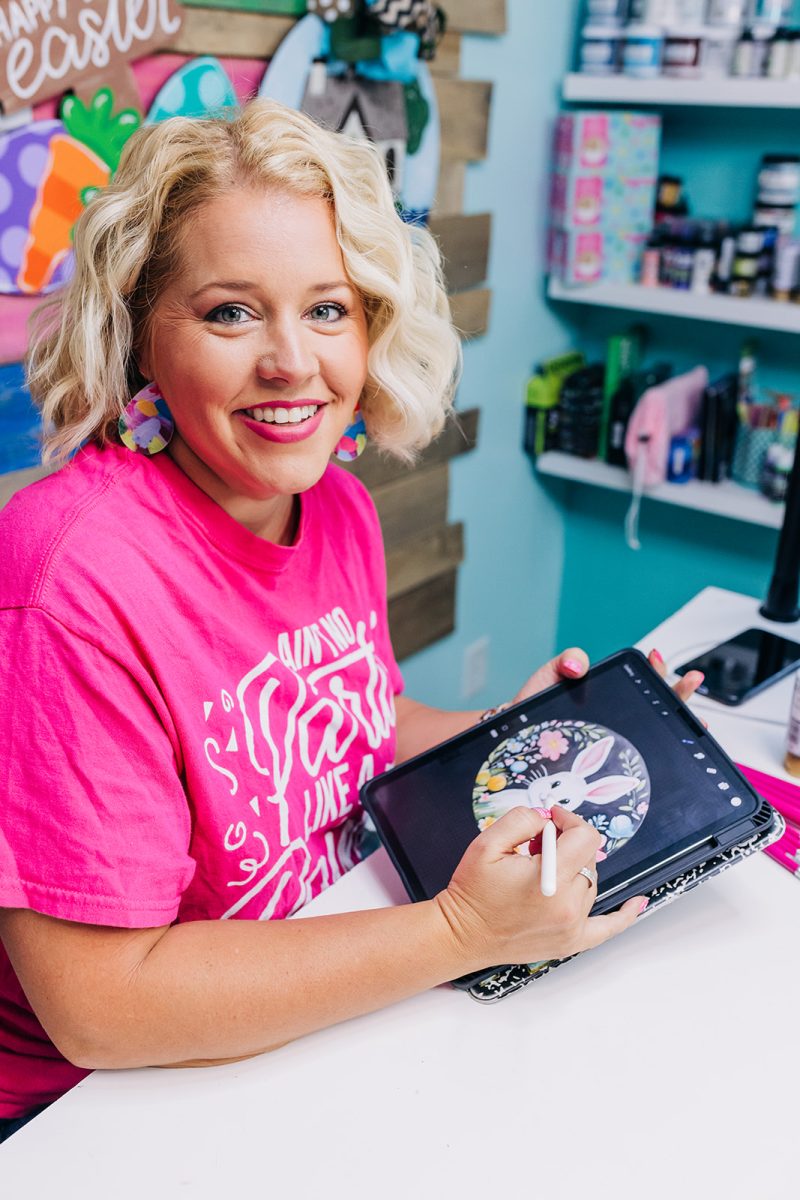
[0,0,183,114]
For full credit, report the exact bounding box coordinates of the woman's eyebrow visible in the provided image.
[189,280,258,299]
[188,279,355,299]
[309,280,353,293]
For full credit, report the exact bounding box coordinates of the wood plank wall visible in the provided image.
[0,0,506,662]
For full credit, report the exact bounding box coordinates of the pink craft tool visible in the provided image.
[736,763,800,825]
[737,763,800,879]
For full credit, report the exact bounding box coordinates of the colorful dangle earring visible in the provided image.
[118,382,174,456]
[334,406,367,462]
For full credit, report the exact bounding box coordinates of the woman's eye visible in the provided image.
[206,304,252,325]
[307,302,346,323]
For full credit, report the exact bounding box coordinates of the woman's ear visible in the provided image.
[133,326,153,384]
[134,353,151,383]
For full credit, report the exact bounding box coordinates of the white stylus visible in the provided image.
[540,804,557,897]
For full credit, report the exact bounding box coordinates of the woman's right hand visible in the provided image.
[433,805,646,975]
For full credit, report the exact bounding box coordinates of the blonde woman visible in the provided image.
[0,100,697,1137]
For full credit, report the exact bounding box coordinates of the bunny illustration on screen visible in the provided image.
[473,722,651,860]
[518,737,638,811]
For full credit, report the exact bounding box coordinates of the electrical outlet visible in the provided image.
[462,636,490,700]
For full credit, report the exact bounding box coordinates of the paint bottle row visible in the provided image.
[637,155,800,301]
[578,0,800,79]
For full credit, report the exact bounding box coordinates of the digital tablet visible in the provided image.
[361,648,778,994]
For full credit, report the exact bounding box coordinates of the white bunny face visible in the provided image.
[473,722,650,861]
[525,736,640,812]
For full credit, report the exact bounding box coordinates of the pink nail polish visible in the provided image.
[534,808,553,819]
[650,648,664,665]
[638,898,649,914]
[562,659,583,676]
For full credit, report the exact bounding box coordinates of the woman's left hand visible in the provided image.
[510,646,704,706]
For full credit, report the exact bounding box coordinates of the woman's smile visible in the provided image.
[238,401,326,442]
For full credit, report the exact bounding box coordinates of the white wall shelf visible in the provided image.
[562,74,800,109]
[547,278,800,335]
[536,451,783,530]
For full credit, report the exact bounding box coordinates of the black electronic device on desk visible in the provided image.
[675,628,800,706]
[361,649,782,1002]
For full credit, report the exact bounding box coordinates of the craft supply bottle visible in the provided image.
[629,0,678,21]
[714,230,737,289]
[788,30,800,78]
[751,23,778,73]
[663,26,707,76]
[707,0,747,23]
[691,225,718,293]
[703,25,739,75]
[622,24,664,77]
[580,25,623,74]
[784,672,800,777]
[766,25,792,76]
[587,0,629,20]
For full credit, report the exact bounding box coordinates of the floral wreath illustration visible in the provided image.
[472,721,651,861]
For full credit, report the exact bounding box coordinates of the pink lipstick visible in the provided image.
[237,403,325,444]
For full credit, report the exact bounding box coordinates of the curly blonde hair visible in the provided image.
[27,98,462,467]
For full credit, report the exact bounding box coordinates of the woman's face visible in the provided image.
[140,185,370,539]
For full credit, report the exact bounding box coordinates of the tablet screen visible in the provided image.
[363,651,760,905]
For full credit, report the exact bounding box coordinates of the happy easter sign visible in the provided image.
[0,0,183,114]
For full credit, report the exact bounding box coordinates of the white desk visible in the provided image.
[3,588,799,1200]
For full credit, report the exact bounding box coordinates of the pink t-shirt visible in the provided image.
[0,442,402,1117]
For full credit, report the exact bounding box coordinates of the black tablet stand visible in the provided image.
[761,430,800,623]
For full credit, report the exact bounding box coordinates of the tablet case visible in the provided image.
[466,798,784,1003]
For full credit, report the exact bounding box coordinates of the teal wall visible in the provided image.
[403,0,799,704]
[400,0,582,709]
[552,485,779,660]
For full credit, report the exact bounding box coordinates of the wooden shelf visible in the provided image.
[536,451,784,530]
[562,73,800,109]
[547,278,800,335]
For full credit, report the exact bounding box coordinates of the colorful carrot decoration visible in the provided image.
[17,89,142,295]
[18,136,109,294]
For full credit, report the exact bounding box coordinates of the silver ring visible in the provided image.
[577,866,597,889]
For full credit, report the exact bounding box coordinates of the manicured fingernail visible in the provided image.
[534,808,553,819]
[650,648,663,664]
[562,659,583,676]
[638,898,649,914]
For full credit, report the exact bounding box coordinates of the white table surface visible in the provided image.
[3,587,799,1200]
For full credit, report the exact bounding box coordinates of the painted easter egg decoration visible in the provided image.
[472,721,650,861]
[146,57,238,123]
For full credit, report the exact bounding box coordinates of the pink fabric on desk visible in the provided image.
[736,763,800,826]
[624,366,708,487]
[737,762,800,879]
